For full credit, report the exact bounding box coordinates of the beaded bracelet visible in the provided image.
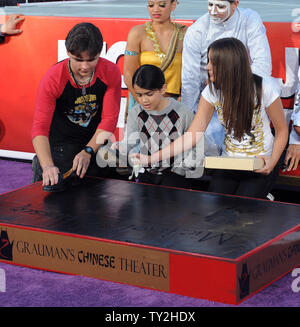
[125,50,139,56]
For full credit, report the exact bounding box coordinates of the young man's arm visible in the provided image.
[32,135,60,186]
[72,129,113,178]
[32,68,60,186]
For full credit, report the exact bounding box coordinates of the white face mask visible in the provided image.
[208,0,231,25]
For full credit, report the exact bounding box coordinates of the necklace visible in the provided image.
[145,21,184,64]
[65,60,98,124]
[68,60,94,96]
[145,21,167,62]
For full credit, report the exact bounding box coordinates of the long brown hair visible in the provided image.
[207,37,262,141]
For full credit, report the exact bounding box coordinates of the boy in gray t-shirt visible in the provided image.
[119,65,204,188]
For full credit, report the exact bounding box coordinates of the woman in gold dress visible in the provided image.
[124,0,186,113]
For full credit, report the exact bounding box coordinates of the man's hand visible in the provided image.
[42,165,60,186]
[72,150,92,178]
[285,144,300,171]
[1,14,24,35]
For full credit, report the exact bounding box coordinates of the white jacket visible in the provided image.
[181,8,272,113]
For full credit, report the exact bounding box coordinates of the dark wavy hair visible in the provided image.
[207,37,262,141]
[132,64,165,90]
[65,22,103,58]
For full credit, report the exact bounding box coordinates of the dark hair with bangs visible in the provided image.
[132,64,165,90]
[65,22,103,58]
[207,37,262,141]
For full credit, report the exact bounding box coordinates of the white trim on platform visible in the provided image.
[0,150,35,161]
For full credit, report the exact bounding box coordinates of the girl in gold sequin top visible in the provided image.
[132,38,289,199]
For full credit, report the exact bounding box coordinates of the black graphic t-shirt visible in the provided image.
[32,58,121,147]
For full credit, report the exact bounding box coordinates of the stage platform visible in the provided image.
[0,177,300,304]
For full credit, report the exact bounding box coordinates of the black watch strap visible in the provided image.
[84,146,95,156]
[0,30,5,44]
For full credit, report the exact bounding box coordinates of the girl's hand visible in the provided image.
[254,156,275,175]
[129,153,150,167]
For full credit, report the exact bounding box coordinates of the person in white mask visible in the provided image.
[181,0,273,155]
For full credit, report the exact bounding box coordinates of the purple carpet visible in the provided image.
[0,158,299,307]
